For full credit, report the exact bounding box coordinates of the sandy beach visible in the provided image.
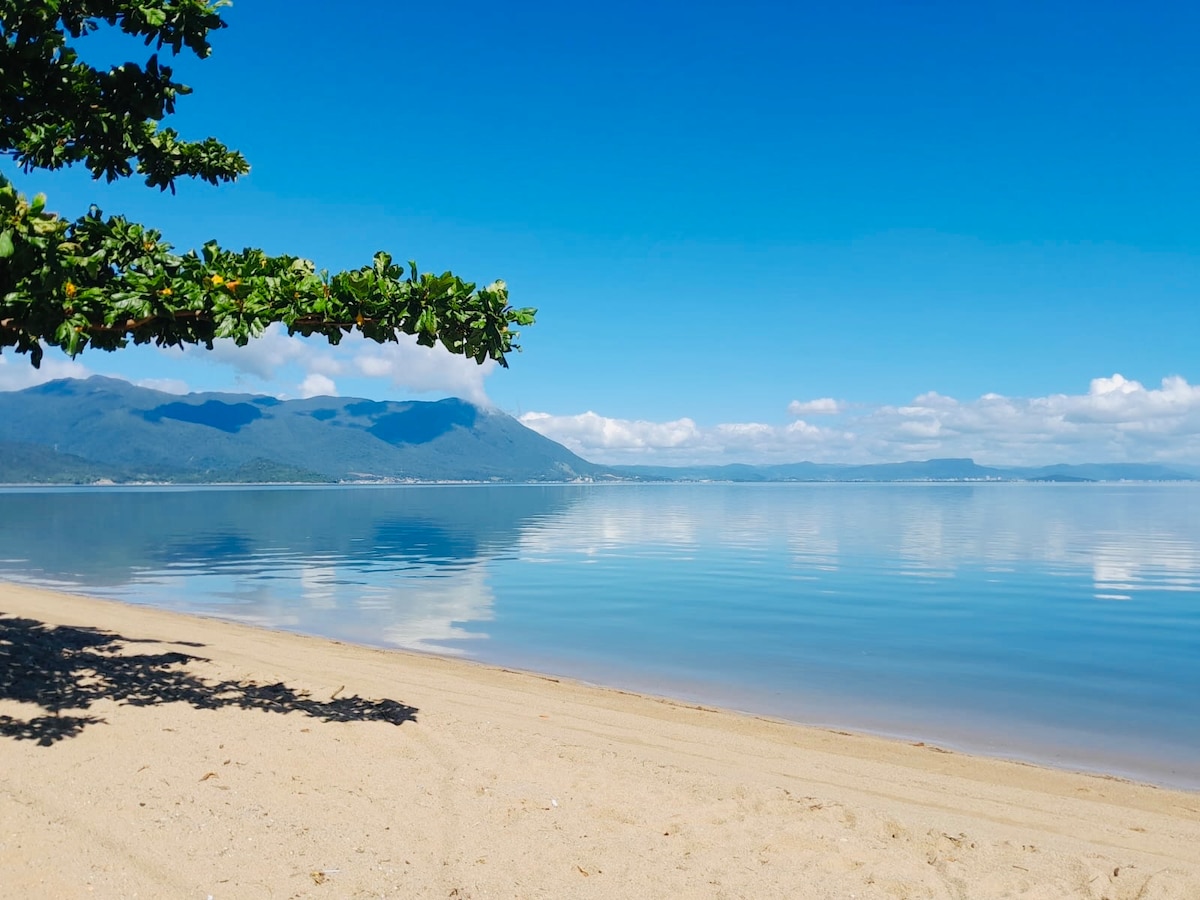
[1,582,1197,898]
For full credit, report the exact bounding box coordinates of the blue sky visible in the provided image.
[5,1,1200,465]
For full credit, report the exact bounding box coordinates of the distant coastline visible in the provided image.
[4,476,1200,487]
[3,377,1198,485]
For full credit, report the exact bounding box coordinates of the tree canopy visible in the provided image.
[0,0,535,368]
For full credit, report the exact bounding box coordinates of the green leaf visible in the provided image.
[0,0,529,370]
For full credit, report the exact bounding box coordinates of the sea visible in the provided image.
[1,482,1197,788]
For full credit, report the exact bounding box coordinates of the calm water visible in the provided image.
[1,483,1198,788]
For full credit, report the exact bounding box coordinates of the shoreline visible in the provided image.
[3,581,1199,897]
[474,651,1200,794]
[4,478,1200,487]
[10,571,1194,793]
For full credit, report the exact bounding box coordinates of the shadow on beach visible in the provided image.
[0,613,418,745]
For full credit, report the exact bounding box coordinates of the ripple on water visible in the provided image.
[1,482,1198,787]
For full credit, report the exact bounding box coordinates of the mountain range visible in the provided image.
[0,377,601,483]
[608,459,1200,482]
[0,377,1196,484]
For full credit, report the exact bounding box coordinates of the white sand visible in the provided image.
[2,582,1198,898]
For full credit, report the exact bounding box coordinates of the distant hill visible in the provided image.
[0,440,116,484]
[1,378,1196,484]
[610,458,1199,483]
[1009,462,1199,482]
[0,377,603,483]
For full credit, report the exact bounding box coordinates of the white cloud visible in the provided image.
[786,419,825,437]
[174,323,495,404]
[862,374,1200,463]
[0,354,92,392]
[1064,374,1200,424]
[185,324,325,381]
[787,397,843,415]
[521,374,1200,466]
[1091,373,1140,396]
[350,338,496,406]
[298,373,337,398]
[518,411,702,454]
[519,410,850,464]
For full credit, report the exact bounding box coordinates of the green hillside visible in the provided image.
[0,377,604,483]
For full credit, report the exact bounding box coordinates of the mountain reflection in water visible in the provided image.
[2,483,1198,787]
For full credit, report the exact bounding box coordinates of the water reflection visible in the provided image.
[506,484,1200,602]
[1089,537,1200,601]
[0,485,582,653]
[4,484,1200,632]
[2,483,1199,785]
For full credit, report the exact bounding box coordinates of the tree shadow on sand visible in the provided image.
[0,612,417,745]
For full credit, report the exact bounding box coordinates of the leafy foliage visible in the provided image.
[0,0,534,367]
[0,0,246,188]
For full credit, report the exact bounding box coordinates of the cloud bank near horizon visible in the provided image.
[520,374,1200,467]
[4,353,1199,467]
